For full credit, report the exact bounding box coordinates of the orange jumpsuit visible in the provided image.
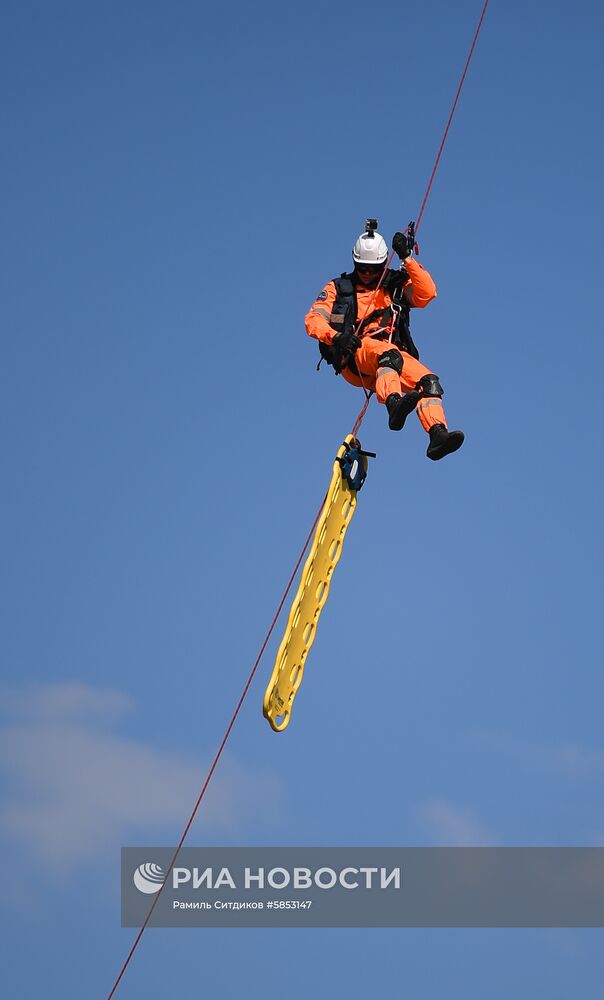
[305,258,448,433]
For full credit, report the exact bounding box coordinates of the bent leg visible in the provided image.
[346,339,451,436]
[354,338,405,403]
[398,354,448,431]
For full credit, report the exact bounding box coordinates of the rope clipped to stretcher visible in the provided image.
[105,3,491,994]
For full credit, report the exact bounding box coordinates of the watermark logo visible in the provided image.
[124,847,604,928]
[133,862,165,894]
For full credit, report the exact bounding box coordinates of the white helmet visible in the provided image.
[352,223,388,265]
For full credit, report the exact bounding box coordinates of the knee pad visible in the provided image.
[416,373,444,397]
[377,349,403,375]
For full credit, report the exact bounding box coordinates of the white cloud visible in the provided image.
[475,732,604,780]
[0,683,281,870]
[0,681,132,723]
[545,743,604,777]
[415,799,495,846]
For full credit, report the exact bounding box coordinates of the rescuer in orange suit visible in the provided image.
[305,220,464,460]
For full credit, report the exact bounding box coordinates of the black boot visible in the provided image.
[426,423,465,460]
[386,391,420,431]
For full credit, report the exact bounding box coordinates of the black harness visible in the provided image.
[318,269,419,374]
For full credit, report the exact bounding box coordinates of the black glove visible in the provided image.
[383,267,409,293]
[392,230,415,261]
[333,330,361,358]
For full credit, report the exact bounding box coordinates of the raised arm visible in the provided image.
[392,230,437,308]
[403,256,437,308]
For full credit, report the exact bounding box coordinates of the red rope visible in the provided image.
[107,6,491,991]
[350,393,372,438]
[106,494,327,999]
[416,0,491,235]
[350,0,490,437]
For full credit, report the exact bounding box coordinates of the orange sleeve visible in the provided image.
[403,257,437,308]
[304,281,337,345]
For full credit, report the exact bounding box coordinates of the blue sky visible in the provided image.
[2,0,604,996]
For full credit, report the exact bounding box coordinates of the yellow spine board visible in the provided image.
[263,435,367,732]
